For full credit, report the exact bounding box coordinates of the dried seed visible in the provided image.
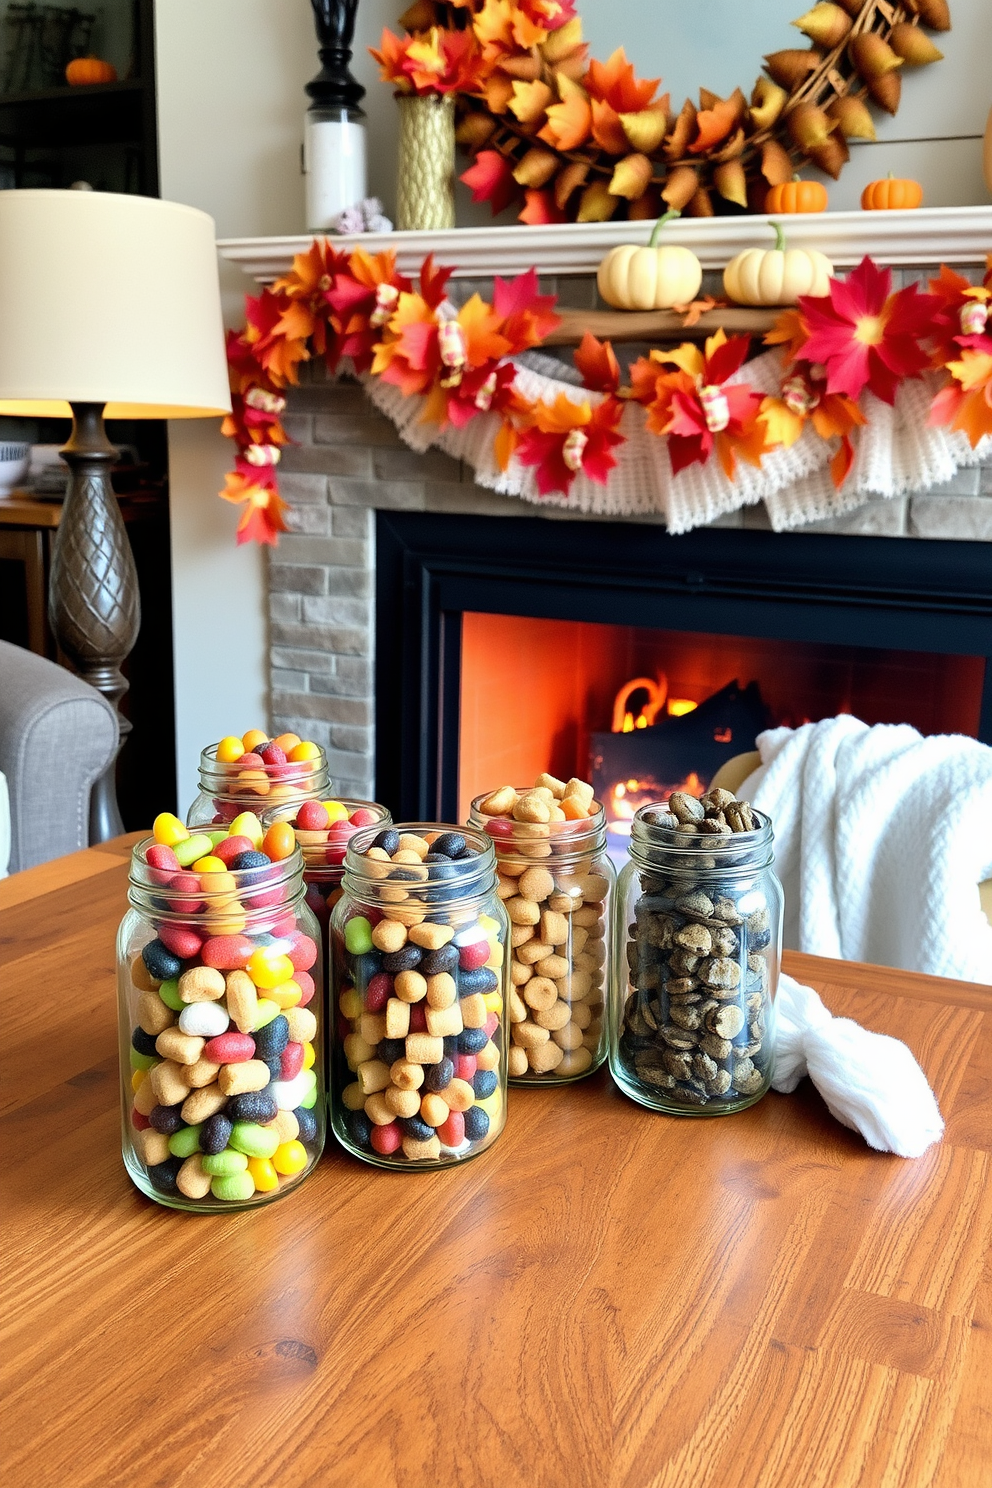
[704,1004,745,1040]
[676,891,715,919]
[669,792,705,824]
[669,1003,702,1031]
[674,923,713,955]
[660,1024,697,1050]
[699,957,741,990]
[699,1032,732,1061]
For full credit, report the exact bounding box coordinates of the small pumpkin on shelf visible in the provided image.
[723,222,833,306]
[65,56,117,86]
[764,177,828,214]
[597,210,703,311]
[861,174,923,210]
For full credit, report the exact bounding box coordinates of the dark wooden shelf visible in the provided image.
[0,78,146,149]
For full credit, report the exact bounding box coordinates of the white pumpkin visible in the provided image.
[597,210,703,311]
[723,222,833,306]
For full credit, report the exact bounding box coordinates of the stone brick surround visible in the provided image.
[267,272,992,799]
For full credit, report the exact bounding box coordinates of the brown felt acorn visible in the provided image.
[763,48,822,90]
[849,33,903,114]
[714,160,748,208]
[792,3,852,49]
[889,22,945,65]
[827,94,877,140]
[577,180,617,223]
[686,186,715,217]
[761,138,795,186]
[554,160,588,209]
[456,113,496,148]
[787,101,837,152]
[904,0,951,30]
[834,0,868,15]
[513,149,559,188]
[809,131,849,179]
[661,164,700,210]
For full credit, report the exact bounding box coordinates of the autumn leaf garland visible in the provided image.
[220,244,992,545]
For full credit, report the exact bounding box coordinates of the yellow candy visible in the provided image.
[131,1068,146,1094]
[229,812,263,849]
[192,855,226,874]
[247,1156,280,1193]
[153,812,189,847]
[272,1140,308,1176]
[339,988,363,1020]
[476,1090,502,1121]
[202,908,247,936]
[198,871,237,897]
[478,914,500,939]
[269,979,302,1010]
[485,944,504,971]
[287,740,320,763]
[302,1041,315,1071]
[322,800,350,822]
[247,950,296,989]
[215,736,246,764]
[242,729,269,752]
[483,991,503,1014]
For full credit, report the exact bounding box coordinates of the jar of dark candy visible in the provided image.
[119,824,325,1209]
[329,824,509,1168]
[610,790,782,1115]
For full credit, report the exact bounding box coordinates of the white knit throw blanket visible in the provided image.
[772,973,944,1158]
[748,717,992,983]
[362,347,991,533]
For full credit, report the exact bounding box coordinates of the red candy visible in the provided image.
[455,1054,477,1081]
[167,872,203,913]
[158,924,203,960]
[370,1122,402,1155]
[287,932,318,972]
[280,1042,305,1080]
[365,973,392,1013]
[295,970,316,1006]
[297,800,330,832]
[408,1002,428,1033]
[484,1012,499,1038]
[438,1110,465,1147]
[258,743,288,767]
[235,752,264,768]
[268,911,298,937]
[203,1031,255,1063]
[349,808,377,827]
[132,1108,151,1130]
[213,834,254,866]
[146,844,180,873]
[458,939,490,971]
[201,934,253,970]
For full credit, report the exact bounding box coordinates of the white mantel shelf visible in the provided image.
[218,206,992,284]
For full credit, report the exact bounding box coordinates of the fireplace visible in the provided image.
[374,512,992,822]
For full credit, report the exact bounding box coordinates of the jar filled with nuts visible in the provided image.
[468,774,613,1083]
[610,790,782,1115]
[120,825,326,1210]
[329,824,509,1168]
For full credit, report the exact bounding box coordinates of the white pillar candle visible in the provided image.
[304,110,367,232]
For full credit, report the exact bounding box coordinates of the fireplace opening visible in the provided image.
[457,611,986,850]
[374,513,992,823]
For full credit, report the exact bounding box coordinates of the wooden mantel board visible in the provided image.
[218,205,992,285]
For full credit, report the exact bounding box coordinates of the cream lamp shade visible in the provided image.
[0,189,232,419]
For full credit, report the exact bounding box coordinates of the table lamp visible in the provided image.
[0,189,231,838]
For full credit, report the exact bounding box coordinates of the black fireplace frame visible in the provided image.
[375,512,992,821]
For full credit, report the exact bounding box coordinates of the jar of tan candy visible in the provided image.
[610,791,783,1115]
[468,775,613,1083]
[329,824,509,1168]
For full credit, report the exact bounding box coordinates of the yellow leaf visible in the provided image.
[609,153,654,200]
[653,342,705,379]
[509,79,554,125]
[947,350,992,392]
[577,180,619,222]
[758,396,805,448]
[619,104,669,154]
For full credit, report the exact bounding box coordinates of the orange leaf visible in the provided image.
[664,99,697,160]
[574,332,621,393]
[538,76,591,150]
[590,98,629,155]
[495,417,519,471]
[764,308,810,361]
[585,48,659,113]
[518,188,567,224]
[690,91,744,154]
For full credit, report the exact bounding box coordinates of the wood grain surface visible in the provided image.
[544,306,778,346]
[1,843,989,1488]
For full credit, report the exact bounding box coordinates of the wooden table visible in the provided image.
[2,839,990,1488]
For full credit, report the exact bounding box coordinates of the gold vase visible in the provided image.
[396,93,456,231]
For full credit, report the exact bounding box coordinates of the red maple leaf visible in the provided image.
[797,257,939,406]
[493,267,560,352]
[631,332,768,479]
[574,332,621,393]
[515,392,625,495]
[461,150,520,216]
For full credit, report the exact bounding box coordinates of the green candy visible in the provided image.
[201,1149,249,1176]
[174,834,213,867]
[211,1172,256,1202]
[158,979,183,1011]
[168,1124,202,1159]
[130,1048,157,1071]
[298,1068,318,1109]
[344,916,373,956]
[252,998,281,1030]
[228,1123,280,1160]
[204,829,229,847]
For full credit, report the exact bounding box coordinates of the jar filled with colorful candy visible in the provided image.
[610,791,782,1116]
[467,774,613,1082]
[329,824,509,1169]
[263,796,393,937]
[119,811,325,1210]
[185,728,330,830]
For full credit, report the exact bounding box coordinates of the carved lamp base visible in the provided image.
[49,402,141,841]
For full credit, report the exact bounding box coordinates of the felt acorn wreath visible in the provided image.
[374,0,950,223]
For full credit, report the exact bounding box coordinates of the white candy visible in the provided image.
[269,1070,311,1111]
[454,922,488,948]
[178,1002,230,1037]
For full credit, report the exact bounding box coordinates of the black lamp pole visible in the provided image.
[307,0,366,111]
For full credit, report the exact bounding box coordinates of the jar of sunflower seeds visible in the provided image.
[610,789,783,1115]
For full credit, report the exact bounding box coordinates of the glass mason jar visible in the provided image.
[119,839,326,1209]
[610,804,782,1115]
[467,793,613,1083]
[186,742,330,829]
[329,823,509,1169]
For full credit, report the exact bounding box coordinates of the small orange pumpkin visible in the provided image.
[764,178,829,214]
[861,175,923,210]
[65,56,117,86]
